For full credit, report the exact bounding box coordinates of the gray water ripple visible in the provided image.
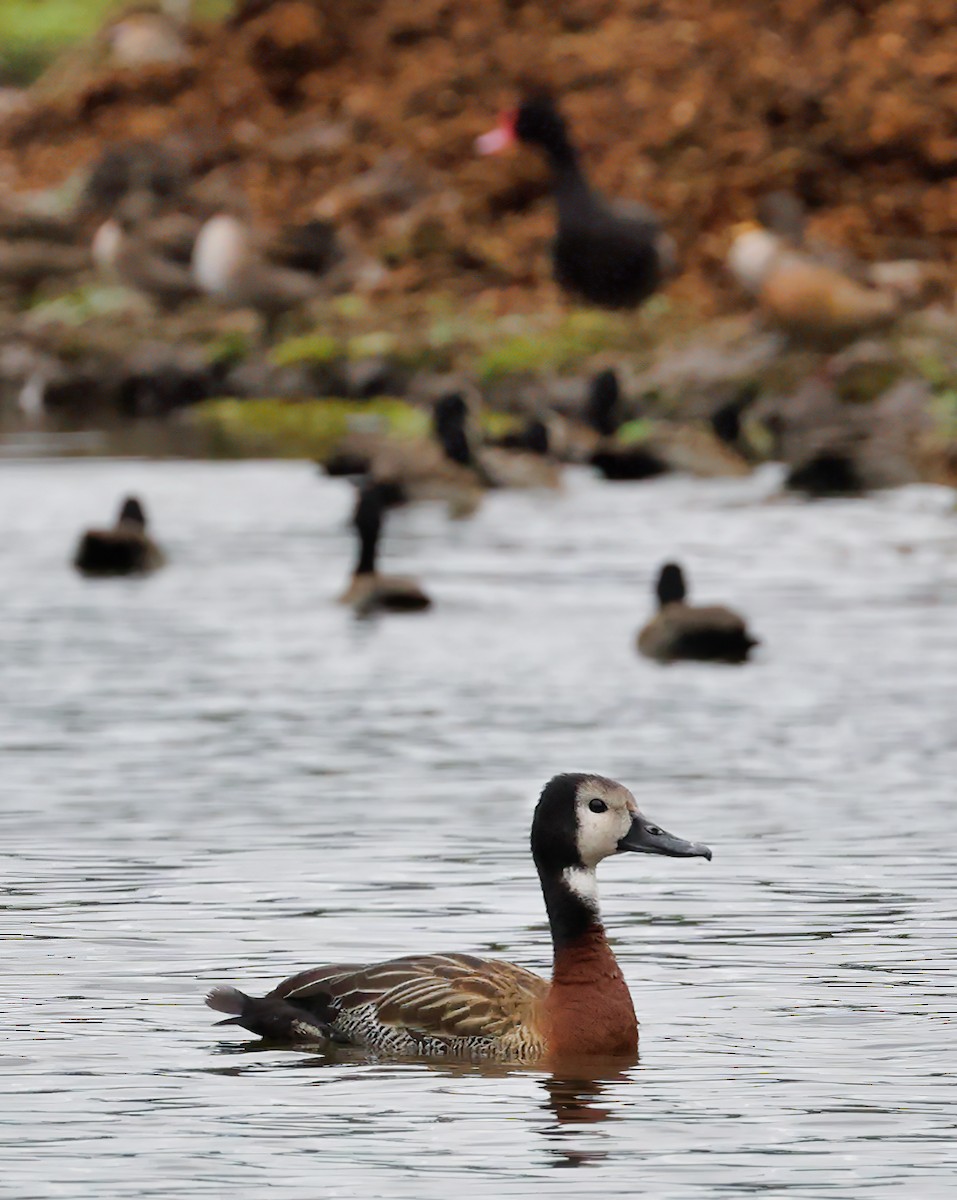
[1,460,955,1198]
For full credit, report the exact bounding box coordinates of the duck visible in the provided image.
[762,371,929,497]
[369,393,492,515]
[338,480,431,614]
[637,563,757,664]
[191,213,342,334]
[477,95,675,310]
[323,394,489,517]
[206,772,711,1059]
[81,140,187,220]
[479,416,563,489]
[726,221,899,347]
[73,496,165,577]
[92,215,199,310]
[584,369,670,481]
[486,416,551,455]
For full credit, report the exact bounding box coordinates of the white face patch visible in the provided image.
[192,216,245,296]
[573,778,638,869]
[562,866,599,908]
[727,228,781,293]
[91,220,122,271]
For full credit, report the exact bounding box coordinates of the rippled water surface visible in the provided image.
[3,459,956,1198]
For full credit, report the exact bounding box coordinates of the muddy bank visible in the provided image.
[3,287,956,494]
[2,1,957,313]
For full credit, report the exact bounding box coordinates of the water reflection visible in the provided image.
[539,1060,636,1169]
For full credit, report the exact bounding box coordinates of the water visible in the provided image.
[2,459,956,1198]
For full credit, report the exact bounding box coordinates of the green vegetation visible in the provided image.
[26,283,132,324]
[270,333,343,368]
[475,311,631,382]
[187,397,429,459]
[0,1,233,83]
[186,395,526,459]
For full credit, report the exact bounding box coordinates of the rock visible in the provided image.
[224,357,343,399]
[343,355,410,399]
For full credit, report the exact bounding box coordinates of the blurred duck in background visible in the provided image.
[191,213,343,335]
[477,94,676,310]
[637,562,757,664]
[579,369,670,481]
[481,415,563,489]
[73,496,165,578]
[325,393,491,518]
[727,199,901,347]
[92,212,199,310]
[369,393,492,516]
[339,481,432,615]
[555,369,754,478]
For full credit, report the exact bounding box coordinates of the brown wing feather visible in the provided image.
[276,953,547,1041]
[674,604,748,634]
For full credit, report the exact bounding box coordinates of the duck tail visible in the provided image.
[206,984,344,1043]
[206,985,248,1024]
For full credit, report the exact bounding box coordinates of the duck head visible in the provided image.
[432,393,474,467]
[118,496,147,528]
[532,773,710,924]
[91,219,123,272]
[524,418,550,456]
[726,223,783,294]
[476,95,572,160]
[586,368,621,437]
[192,214,247,296]
[656,562,687,607]
[352,481,387,576]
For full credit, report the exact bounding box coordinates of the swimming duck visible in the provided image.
[206,772,711,1059]
[477,96,674,310]
[73,496,164,577]
[637,563,757,664]
[764,372,928,497]
[338,480,431,614]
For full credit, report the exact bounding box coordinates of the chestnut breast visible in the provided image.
[542,927,638,1058]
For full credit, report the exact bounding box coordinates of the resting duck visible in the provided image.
[73,496,164,577]
[486,416,551,455]
[584,369,669,481]
[477,95,675,309]
[338,480,431,614]
[92,215,198,310]
[727,222,899,347]
[369,393,492,516]
[207,772,711,1059]
[192,214,342,334]
[480,416,563,490]
[637,563,757,664]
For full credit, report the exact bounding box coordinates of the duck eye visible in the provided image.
[588,798,608,814]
